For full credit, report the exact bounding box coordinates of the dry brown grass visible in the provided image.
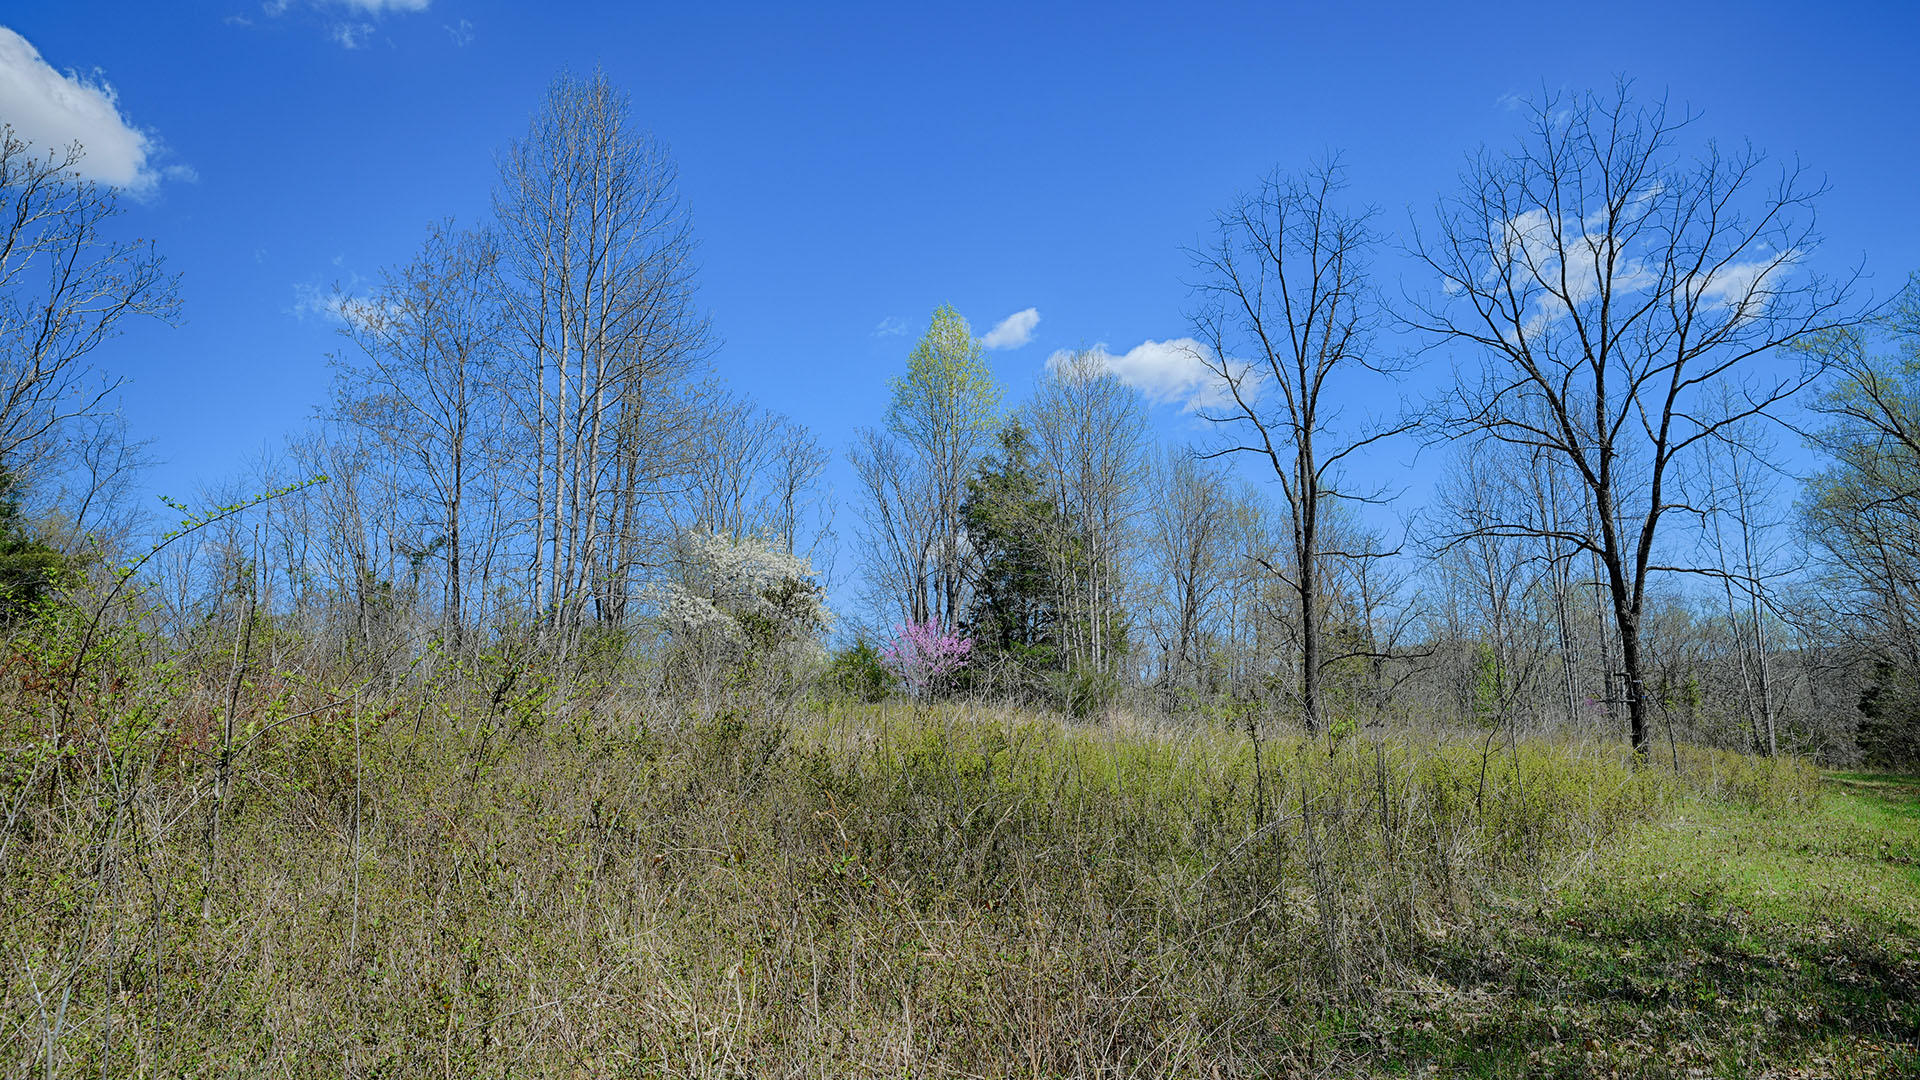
[0,645,1822,1077]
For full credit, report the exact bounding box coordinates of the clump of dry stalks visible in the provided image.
[0,634,1818,1077]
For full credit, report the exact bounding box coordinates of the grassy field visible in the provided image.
[1373,770,1920,1078]
[2,688,1915,1077]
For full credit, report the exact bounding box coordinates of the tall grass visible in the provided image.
[0,649,1821,1076]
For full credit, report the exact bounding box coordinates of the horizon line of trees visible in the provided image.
[4,75,1919,766]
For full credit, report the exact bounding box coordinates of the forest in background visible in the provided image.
[3,72,1913,767]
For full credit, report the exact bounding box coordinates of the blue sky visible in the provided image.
[3,1,1918,583]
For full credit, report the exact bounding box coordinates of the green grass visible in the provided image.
[1371,771,1920,1078]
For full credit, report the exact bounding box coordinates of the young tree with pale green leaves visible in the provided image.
[852,305,1000,628]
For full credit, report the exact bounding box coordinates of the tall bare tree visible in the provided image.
[1190,163,1408,734]
[1410,83,1859,757]
[335,222,508,643]
[1026,350,1149,676]
[849,427,937,629]
[1141,448,1237,702]
[493,69,712,651]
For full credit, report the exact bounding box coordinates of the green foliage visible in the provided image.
[1804,279,1920,768]
[886,303,1001,444]
[960,422,1066,674]
[1469,640,1505,727]
[821,636,894,702]
[0,472,68,622]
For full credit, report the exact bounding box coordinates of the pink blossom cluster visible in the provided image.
[881,618,972,698]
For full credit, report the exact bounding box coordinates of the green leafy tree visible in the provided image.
[854,305,1001,629]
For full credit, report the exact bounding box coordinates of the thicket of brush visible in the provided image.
[0,599,1822,1078]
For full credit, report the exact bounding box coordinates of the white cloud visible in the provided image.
[445,18,474,46]
[271,0,428,11]
[290,272,386,331]
[873,316,909,338]
[1052,338,1258,412]
[980,307,1039,350]
[329,21,376,48]
[253,0,431,48]
[0,25,165,191]
[1485,199,1660,339]
[1690,249,1798,326]
[291,281,352,324]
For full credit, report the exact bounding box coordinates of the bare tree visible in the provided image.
[1410,83,1859,757]
[1696,404,1788,755]
[768,419,831,562]
[33,409,154,557]
[1189,163,1409,734]
[674,388,827,557]
[677,386,781,539]
[1431,441,1563,728]
[335,222,508,643]
[1142,448,1233,703]
[849,427,937,629]
[493,69,713,652]
[1026,350,1149,677]
[0,125,178,498]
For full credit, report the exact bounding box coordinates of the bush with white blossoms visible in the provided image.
[653,530,831,688]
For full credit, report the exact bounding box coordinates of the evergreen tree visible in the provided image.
[0,471,66,621]
[961,423,1070,674]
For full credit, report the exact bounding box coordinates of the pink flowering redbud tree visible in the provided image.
[881,618,972,699]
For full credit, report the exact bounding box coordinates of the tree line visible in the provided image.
[3,73,1918,766]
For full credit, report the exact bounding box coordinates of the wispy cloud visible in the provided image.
[0,25,175,192]
[980,307,1039,350]
[872,316,910,338]
[444,18,474,46]
[252,0,431,48]
[291,280,352,324]
[1052,339,1256,411]
[272,0,430,11]
[291,282,353,322]
[1483,199,1661,340]
[1690,248,1799,327]
[330,21,376,48]
[289,269,383,331]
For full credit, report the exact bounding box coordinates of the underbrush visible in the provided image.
[0,662,1856,1077]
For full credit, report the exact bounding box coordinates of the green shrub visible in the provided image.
[821,636,894,702]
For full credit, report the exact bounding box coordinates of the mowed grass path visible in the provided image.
[1378,772,1920,1078]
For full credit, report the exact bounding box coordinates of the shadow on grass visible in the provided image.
[1368,773,1920,1078]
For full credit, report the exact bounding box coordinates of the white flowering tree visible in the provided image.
[654,530,831,693]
